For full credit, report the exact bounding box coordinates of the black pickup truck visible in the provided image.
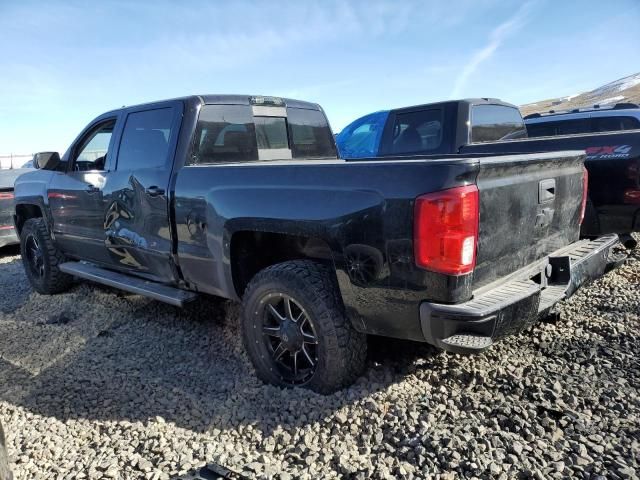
[13,95,617,393]
[336,99,640,246]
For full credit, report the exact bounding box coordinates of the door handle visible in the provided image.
[538,179,556,204]
[145,186,165,197]
[85,184,100,194]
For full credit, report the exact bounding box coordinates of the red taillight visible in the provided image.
[579,167,588,225]
[414,185,479,275]
[0,191,14,200]
[624,189,640,204]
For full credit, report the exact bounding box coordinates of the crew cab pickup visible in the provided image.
[336,99,640,245]
[14,95,617,393]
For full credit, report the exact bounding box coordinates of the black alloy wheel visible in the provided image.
[260,293,319,385]
[241,260,367,393]
[24,234,45,279]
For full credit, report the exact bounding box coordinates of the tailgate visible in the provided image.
[473,151,585,288]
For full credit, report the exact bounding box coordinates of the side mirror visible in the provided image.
[33,152,61,170]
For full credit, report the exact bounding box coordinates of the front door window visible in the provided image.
[73,122,115,171]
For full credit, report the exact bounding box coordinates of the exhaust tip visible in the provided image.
[619,234,638,250]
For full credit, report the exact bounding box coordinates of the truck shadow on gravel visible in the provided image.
[0,250,32,315]
[0,284,439,437]
[0,246,19,258]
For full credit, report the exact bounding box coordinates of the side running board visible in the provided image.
[59,262,198,307]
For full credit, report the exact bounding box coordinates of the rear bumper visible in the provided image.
[420,234,619,354]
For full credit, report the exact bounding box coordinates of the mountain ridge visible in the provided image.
[520,72,640,117]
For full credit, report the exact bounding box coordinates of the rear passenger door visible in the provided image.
[101,101,183,281]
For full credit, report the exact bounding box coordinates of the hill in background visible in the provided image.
[520,72,640,117]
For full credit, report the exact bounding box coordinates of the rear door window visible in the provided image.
[526,119,592,136]
[526,123,557,137]
[117,108,174,170]
[593,116,640,132]
[471,105,527,142]
[389,109,443,155]
[555,119,592,135]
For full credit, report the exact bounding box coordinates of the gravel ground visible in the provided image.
[0,239,639,480]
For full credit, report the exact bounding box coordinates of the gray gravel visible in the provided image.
[0,239,639,480]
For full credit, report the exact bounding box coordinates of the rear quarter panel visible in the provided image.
[174,158,478,340]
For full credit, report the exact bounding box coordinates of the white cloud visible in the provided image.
[451,1,535,98]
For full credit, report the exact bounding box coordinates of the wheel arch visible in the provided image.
[229,230,339,298]
[14,202,46,236]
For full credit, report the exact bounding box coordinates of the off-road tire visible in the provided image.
[20,218,73,294]
[242,260,367,394]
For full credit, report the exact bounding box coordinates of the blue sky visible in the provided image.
[1,0,639,154]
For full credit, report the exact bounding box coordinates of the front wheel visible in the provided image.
[20,218,73,294]
[241,260,367,394]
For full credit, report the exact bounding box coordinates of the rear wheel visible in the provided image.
[20,218,73,294]
[241,260,367,394]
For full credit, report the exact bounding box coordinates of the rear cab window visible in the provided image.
[287,108,337,159]
[191,102,336,165]
[470,105,527,142]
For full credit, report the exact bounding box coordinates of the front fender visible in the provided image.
[13,169,56,234]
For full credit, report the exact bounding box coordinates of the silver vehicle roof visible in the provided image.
[525,105,640,124]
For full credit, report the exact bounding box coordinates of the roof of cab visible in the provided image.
[199,94,321,110]
[390,98,518,113]
[102,95,321,117]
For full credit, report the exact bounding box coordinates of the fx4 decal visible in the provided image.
[586,145,632,159]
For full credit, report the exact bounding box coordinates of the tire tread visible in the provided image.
[21,218,73,294]
[242,260,367,393]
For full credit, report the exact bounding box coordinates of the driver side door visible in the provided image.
[48,116,120,264]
